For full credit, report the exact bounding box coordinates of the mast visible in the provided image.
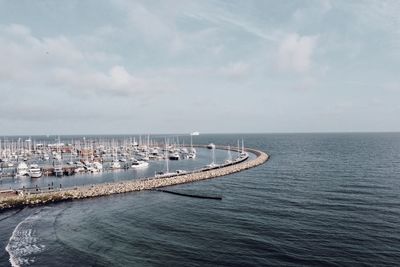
[165,138,169,173]
[212,146,215,164]
[237,140,240,158]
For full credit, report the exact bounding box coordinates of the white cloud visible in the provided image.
[0,23,173,98]
[277,33,318,73]
[51,65,173,97]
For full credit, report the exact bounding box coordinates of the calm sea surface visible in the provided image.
[0,133,400,266]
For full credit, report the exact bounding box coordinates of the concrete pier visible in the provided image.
[0,147,269,211]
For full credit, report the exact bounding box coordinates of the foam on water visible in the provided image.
[5,211,46,267]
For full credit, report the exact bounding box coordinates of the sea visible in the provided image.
[0,133,399,266]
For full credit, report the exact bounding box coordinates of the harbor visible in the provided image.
[0,145,269,211]
[0,135,252,191]
[0,135,202,178]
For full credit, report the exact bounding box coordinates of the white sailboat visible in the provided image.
[156,140,175,177]
[206,146,219,168]
[16,162,29,177]
[224,146,233,164]
[240,139,248,158]
[111,147,121,169]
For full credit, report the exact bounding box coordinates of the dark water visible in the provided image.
[1,133,400,266]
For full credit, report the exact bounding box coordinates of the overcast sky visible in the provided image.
[0,0,399,135]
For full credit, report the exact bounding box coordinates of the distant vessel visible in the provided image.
[207,143,215,149]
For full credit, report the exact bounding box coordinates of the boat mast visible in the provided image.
[165,138,169,173]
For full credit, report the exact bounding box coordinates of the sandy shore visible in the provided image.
[0,147,269,211]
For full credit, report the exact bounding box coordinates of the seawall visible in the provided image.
[0,147,269,211]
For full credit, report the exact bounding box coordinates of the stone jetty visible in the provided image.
[0,147,269,211]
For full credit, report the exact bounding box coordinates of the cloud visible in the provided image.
[51,65,174,97]
[0,23,173,98]
[276,33,318,73]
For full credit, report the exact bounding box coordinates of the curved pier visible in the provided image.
[0,147,269,211]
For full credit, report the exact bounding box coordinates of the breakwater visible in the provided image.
[0,147,269,211]
[154,189,223,200]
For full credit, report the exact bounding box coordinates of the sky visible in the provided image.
[0,0,399,135]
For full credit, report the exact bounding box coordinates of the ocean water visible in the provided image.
[1,133,400,266]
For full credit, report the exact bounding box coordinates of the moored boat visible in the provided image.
[131,160,149,169]
[16,162,29,177]
[29,164,42,178]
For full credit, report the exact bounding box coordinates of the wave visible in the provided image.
[5,211,46,267]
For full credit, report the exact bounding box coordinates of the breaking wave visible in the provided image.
[5,211,45,267]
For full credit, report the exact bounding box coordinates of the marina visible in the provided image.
[0,135,211,179]
[0,134,268,211]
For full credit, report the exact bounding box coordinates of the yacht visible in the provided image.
[131,160,149,169]
[111,160,121,169]
[54,166,64,177]
[16,162,29,177]
[169,152,180,160]
[207,143,215,149]
[74,166,85,174]
[29,164,42,178]
[93,162,103,172]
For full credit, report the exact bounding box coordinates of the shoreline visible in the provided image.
[0,146,269,211]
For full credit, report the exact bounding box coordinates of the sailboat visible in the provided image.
[111,146,121,169]
[206,146,219,168]
[224,146,233,164]
[188,133,196,159]
[15,161,29,177]
[240,139,248,159]
[155,140,175,177]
